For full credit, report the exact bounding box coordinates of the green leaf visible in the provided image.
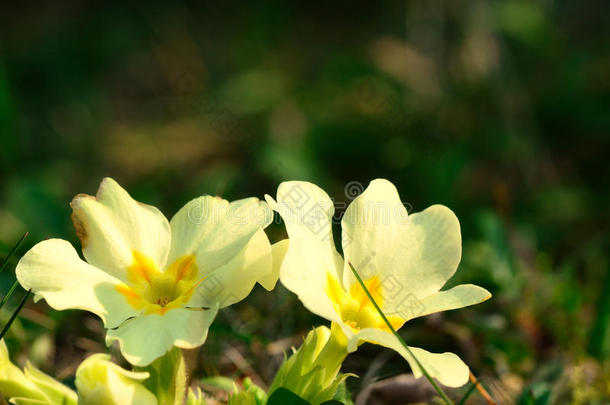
[267,388,311,405]
[588,267,610,357]
[200,375,239,393]
[331,381,353,405]
[185,387,208,405]
[228,391,258,405]
[242,377,267,405]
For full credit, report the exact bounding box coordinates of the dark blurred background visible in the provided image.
[1,1,609,403]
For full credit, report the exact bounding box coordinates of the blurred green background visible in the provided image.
[1,1,609,403]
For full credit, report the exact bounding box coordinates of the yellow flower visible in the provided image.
[75,354,157,405]
[0,340,77,405]
[17,178,276,366]
[266,179,491,387]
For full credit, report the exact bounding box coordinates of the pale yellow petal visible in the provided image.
[392,284,491,322]
[23,364,77,405]
[168,196,272,276]
[0,341,47,402]
[267,182,345,323]
[106,306,218,367]
[355,328,470,387]
[257,239,289,291]
[16,239,139,328]
[279,236,344,324]
[267,181,335,248]
[187,229,272,308]
[70,178,171,282]
[75,354,157,405]
[342,179,461,305]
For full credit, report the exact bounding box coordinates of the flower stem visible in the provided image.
[136,347,187,405]
[347,261,455,405]
[316,322,349,375]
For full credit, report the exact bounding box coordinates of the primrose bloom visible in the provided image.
[17,178,276,366]
[75,354,157,405]
[266,179,491,387]
[0,340,77,405]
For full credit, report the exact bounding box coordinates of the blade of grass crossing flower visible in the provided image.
[457,382,478,405]
[0,280,20,310]
[0,232,28,273]
[0,289,31,340]
[347,261,455,405]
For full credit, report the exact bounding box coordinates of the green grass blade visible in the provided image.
[0,289,31,341]
[347,261,455,405]
[457,382,478,405]
[0,232,28,274]
[0,279,20,310]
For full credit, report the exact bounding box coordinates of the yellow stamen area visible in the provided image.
[326,273,404,332]
[116,251,200,315]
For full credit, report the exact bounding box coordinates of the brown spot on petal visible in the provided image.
[70,193,94,248]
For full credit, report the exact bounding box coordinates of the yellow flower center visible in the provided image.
[326,273,404,331]
[116,251,201,315]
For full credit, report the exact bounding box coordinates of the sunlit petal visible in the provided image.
[70,178,171,282]
[16,239,139,328]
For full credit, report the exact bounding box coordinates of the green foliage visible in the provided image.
[267,388,310,405]
[268,326,350,405]
[135,347,186,405]
[225,378,267,405]
[185,388,208,405]
[200,375,239,394]
[331,382,354,405]
[267,388,344,405]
